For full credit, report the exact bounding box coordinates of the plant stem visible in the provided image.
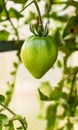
[0,102,15,115]
[2,0,19,41]
[10,116,27,130]
[68,70,78,116]
[0,102,27,130]
[20,0,34,13]
[69,71,78,97]
[19,118,27,130]
[52,2,68,4]
[20,0,43,31]
[33,0,43,28]
[0,40,23,52]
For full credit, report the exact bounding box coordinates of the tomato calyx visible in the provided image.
[30,23,49,37]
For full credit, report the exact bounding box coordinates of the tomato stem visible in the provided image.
[33,0,43,30]
[19,1,34,13]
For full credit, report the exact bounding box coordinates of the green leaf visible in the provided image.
[60,36,77,55]
[57,127,64,130]
[47,12,69,22]
[57,60,62,68]
[73,117,78,123]
[0,0,3,13]
[0,0,2,4]
[38,82,65,101]
[3,24,8,28]
[8,8,23,19]
[10,0,28,3]
[64,37,77,52]
[50,87,64,100]
[0,9,6,18]
[46,104,57,130]
[4,121,14,130]
[0,95,5,103]
[0,114,8,130]
[75,106,78,116]
[38,82,52,101]
[0,30,9,41]
[17,126,23,130]
[63,16,78,38]
[45,0,52,14]
[13,62,18,68]
[10,71,16,75]
[66,121,73,130]
[72,2,78,9]
[25,11,36,24]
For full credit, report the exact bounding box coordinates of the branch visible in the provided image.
[0,102,15,115]
[0,41,23,52]
[69,70,78,97]
[19,0,34,13]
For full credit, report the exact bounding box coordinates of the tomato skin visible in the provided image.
[21,35,58,79]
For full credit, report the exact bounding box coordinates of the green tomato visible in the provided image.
[20,35,58,79]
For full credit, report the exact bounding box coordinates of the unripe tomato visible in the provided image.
[21,35,58,79]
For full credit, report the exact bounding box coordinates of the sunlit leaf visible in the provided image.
[46,12,69,22]
[72,2,78,9]
[57,127,64,130]
[50,87,65,100]
[10,71,16,75]
[63,16,78,38]
[64,37,77,52]
[73,117,78,123]
[25,11,36,24]
[13,62,18,68]
[0,0,3,13]
[8,8,23,19]
[0,30,9,41]
[46,104,57,130]
[0,114,8,130]
[9,0,28,3]
[4,121,14,130]
[75,106,78,116]
[0,95,5,103]
[0,95,5,102]
[66,121,73,130]
[0,10,6,18]
[38,82,52,101]
[57,60,62,68]
[38,81,66,101]
[17,126,23,130]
